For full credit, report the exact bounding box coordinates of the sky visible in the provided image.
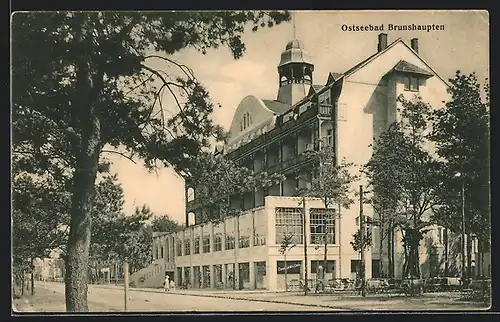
[107,10,489,225]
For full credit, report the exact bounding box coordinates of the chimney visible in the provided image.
[411,38,419,54]
[377,33,388,52]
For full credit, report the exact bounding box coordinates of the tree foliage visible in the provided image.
[429,71,490,251]
[150,214,182,233]
[279,231,296,255]
[186,152,284,223]
[12,11,290,311]
[350,228,373,253]
[364,94,441,278]
[299,145,358,209]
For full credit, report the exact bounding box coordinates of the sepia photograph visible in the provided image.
[11,10,491,313]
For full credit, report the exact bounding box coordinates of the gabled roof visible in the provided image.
[326,72,344,85]
[390,60,434,77]
[341,38,404,78]
[261,99,291,114]
[340,38,449,86]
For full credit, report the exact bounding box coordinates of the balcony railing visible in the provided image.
[318,104,333,117]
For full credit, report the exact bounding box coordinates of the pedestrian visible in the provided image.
[164,275,170,292]
[170,280,175,290]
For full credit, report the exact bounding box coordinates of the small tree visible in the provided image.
[279,232,296,291]
[350,226,373,287]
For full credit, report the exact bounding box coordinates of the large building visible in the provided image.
[132,33,487,290]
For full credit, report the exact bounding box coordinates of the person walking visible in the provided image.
[164,275,170,292]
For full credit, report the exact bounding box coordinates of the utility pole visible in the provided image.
[359,185,366,297]
[302,196,309,295]
[124,262,129,312]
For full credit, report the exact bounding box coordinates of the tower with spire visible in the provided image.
[276,14,314,106]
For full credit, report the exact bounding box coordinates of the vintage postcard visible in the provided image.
[11,10,490,313]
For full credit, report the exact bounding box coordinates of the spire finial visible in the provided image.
[292,11,296,39]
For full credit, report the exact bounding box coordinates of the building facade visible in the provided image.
[143,33,488,290]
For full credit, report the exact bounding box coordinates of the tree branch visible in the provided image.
[101,149,137,164]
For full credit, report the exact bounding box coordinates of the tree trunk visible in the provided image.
[21,273,25,297]
[65,114,101,311]
[64,34,103,310]
[31,271,35,296]
[379,223,384,278]
[284,254,287,292]
[388,227,394,278]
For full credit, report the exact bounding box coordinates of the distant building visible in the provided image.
[140,34,487,290]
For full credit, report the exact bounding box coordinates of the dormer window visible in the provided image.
[404,75,419,92]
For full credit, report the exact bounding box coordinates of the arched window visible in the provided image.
[241,112,252,131]
[187,187,195,202]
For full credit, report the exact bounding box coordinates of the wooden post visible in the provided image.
[124,262,129,312]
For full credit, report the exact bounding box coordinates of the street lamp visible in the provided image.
[455,172,467,282]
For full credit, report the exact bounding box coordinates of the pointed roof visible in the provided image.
[389,60,434,77]
[261,99,291,114]
[326,72,344,85]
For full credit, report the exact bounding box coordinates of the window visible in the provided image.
[214,234,223,251]
[194,237,201,254]
[438,227,444,244]
[255,261,267,276]
[160,246,164,259]
[326,129,333,146]
[225,234,235,250]
[202,235,211,253]
[311,260,336,274]
[254,233,266,246]
[275,207,304,244]
[372,260,381,278]
[277,260,302,274]
[241,112,253,131]
[310,209,335,245]
[351,260,361,273]
[176,239,183,256]
[404,75,419,91]
[184,238,191,255]
[239,235,250,248]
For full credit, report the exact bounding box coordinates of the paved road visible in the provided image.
[38,283,337,312]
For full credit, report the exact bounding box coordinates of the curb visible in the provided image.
[91,284,356,311]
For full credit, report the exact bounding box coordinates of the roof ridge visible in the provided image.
[342,38,404,78]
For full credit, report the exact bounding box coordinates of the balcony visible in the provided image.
[318,104,333,117]
[186,152,316,212]
[226,103,329,160]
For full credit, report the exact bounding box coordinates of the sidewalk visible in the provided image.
[12,286,119,313]
[22,283,489,312]
[94,284,489,311]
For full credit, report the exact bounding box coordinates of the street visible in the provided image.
[24,282,337,312]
